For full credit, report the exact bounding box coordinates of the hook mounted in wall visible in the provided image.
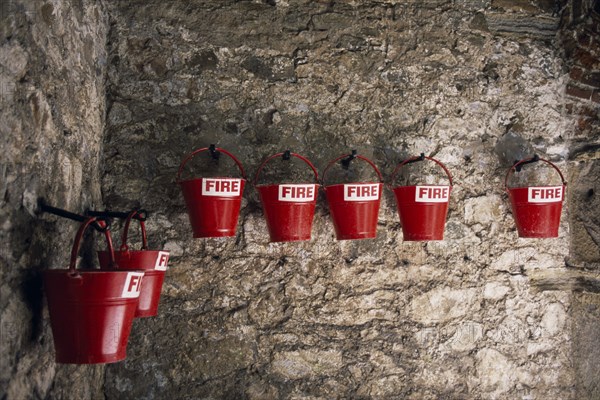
[86,208,148,222]
[209,144,220,161]
[513,154,539,172]
[340,149,357,170]
[401,152,426,166]
[38,198,111,232]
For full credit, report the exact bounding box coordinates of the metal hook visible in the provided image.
[341,150,357,170]
[403,152,426,166]
[39,198,111,232]
[86,208,148,222]
[513,154,539,172]
[209,144,220,161]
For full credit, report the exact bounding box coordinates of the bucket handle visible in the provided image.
[119,209,148,252]
[390,154,453,187]
[176,146,247,182]
[504,156,567,190]
[253,151,319,185]
[70,217,116,276]
[321,152,383,185]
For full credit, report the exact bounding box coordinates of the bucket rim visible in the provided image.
[134,269,164,276]
[325,181,383,189]
[178,176,247,185]
[99,249,169,255]
[391,184,452,190]
[507,184,567,191]
[256,182,320,188]
[97,249,169,271]
[43,268,144,275]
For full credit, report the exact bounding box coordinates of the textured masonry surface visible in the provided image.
[1,0,600,399]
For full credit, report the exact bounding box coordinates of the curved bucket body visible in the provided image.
[257,184,319,242]
[392,185,451,241]
[325,183,382,240]
[179,177,246,238]
[98,250,170,317]
[177,147,247,238]
[43,269,143,364]
[505,157,567,239]
[507,185,564,238]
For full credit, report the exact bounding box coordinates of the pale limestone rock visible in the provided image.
[410,287,479,324]
[357,375,404,399]
[464,195,503,225]
[271,350,343,380]
[449,321,484,351]
[484,282,510,300]
[316,291,398,326]
[475,348,516,394]
[541,302,567,337]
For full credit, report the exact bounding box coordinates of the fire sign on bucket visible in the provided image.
[415,186,450,203]
[121,272,144,298]
[278,184,316,202]
[154,251,170,271]
[343,184,380,201]
[201,178,242,197]
[527,186,563,203]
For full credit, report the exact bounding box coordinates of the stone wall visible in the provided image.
[0,0,108,398]
[101,1,596,399]
[1,0,599,399]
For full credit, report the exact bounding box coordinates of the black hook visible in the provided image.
[86,208,148,222]
[403,152,426,166]
[282,150,291,161]
[209,144,220,161]
[341,150,357,170]
[39,199,111,232]
[513,154,539,172]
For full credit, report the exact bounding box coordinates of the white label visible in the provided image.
[527,186,563,203]
[415,186,450,203]
[121,272,144,298]
[278,184,316,202]
[201,178,241,197]
[154,251,170,271]
[343,184,380,201]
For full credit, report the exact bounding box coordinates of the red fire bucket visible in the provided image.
[322,153,383,240]
[391,155,453,241]
[177,146,246,238]
[98,210,170,317]
[255,152,319,242]
[505,156,566,238]
[43,218,143,364]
